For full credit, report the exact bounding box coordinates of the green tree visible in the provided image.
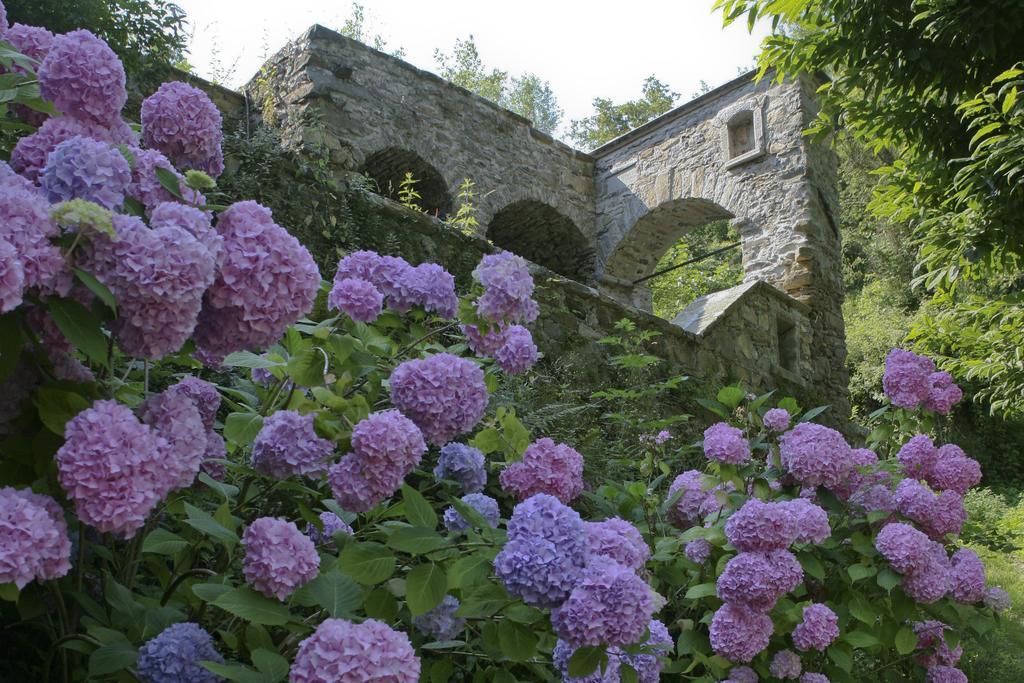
[716,0,1024,416]
[569,76,679,150]
[649,221,743,319]
[433,35,562,134]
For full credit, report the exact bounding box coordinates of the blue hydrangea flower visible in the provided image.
[434,442,487,493]
[136,622,224,683]
[443,493,500,533]
[412,595,465,641]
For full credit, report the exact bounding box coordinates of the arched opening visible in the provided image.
[488,200,594,282]
[601,197,736,313]
[361,148,451,218]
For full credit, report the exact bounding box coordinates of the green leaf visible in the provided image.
[470,427,502,454]
[212,586,292,625]
[34,386,90,436]
[800,405,830,422]
[849,594,875,625]
[142,528,189,556]
[184,502,238,548]
[287,346,326,387]
[387,527,447,555]
[199,472,240,500]
[88,643,137,676]
[844,630,880,649]
[222,351,284,369]
[876,568,901,591]
[895,626,917,655]
[297,570,361,618]
[0,583,19,602]
[447,554,492,590]
[497,620,538,662]
[402,484,438,529]
[224,412,264,447]
[339,542,396,585]
[827,644,853,672]
[620,664,639,683]
[405,562,447,616]
[252,648,290,680]
[717,386,745,410]
[192,583,232,602]
[684,583,718,600]
[0,312,24,383]
[499,411,531,456]
[46,296,108,368]
[798,553,825,580]
[847,564,876,582]
[73,268,116,312]
[695,397,730,419]
[568,646,606,677]
[154,166,185,199]
[777,397,800,414]
[200,661,266,683]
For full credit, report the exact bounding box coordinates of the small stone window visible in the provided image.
[776,315,799,375]
[720,100,766,169]
[728,111,755,158]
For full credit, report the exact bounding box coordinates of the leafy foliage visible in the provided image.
[649,220,743,320]
[568,76,679,150]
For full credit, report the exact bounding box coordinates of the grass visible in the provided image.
[959,546,1024,681]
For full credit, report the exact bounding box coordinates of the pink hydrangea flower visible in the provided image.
[290,618,420,683]
[763,407,791,432]
[38,29,126,124]
[500,437,584,503]
[585,517,650,571]
[0,487,72,588]
[875,522,934,575]
[328,277,383,322]
[779,422,852,489]
[141,81,224,177]
[138,387,207,494]
[551,556,655,648]
[389,353,488,445]
[252,410,334,480]
[703,422,750,464]
[710,603,773,662]
[242,517,319,600]
[792,603,839,651]
[333,250,382,282]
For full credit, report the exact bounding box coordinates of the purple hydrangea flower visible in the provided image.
[55,399,169,537]
[201,431,227,481]
[666,470,715,527]
[10,114,136,182]
[782,498,831,544]
[328,277,383,322]
[493,324,538,374]
[925,666,968,683]
[703,422,750,464]
[553,639,620,682]
[914,621,962,668]
[833,447,882,501]
[800,674,829,683]
[495,493,587,607]
[710,603,773,662]
[126,148,206,214]
[390,262,459,318]
[138,387,206,494]
[883,348,935,409]
[654,429,671,445]
[949,548,985,603]
[500,437,585,504]
[373,255,414,304]
[443,492,501,532]
[329,454,385,513]
[0,172,67,298]
[716,550,803,611]
[725,499,799,552]
[894,478,966,540]
[763,408,791,432]
[141,81,224,177]
[473,251,539,323]
[684,538,712,564]
[434,442,487,493]
[551,556,655,648]
[333,250,382,282]
[770,649,802,679]
[305,511,353,547]
[136,622,224,683]
[779,422,852,489]
[875,522,935,575]
[81,214,215,359]
[39,135,131,208]
[164,376,221,431]
[724,666,759,683]
[925,371,962,414]
[984,587,1010,611]
[389,353,488,445]
[0,487,72,588]
[5,28,55,122]
[193,201,320,363]
[927,444,982,495]
[902,542,952,604]
[412,594,466,641]
[462,323,508,357]
[621,619,672,683]
[242,517,319,600]
[0,239,24,312]
[792,603,839,651]
[585,517,650,571]
[290,618,420,683]
[897,435,939,479]
[251,410,333,480]
[38,30,126,124]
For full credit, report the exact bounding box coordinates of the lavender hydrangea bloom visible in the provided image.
[0,238,24,312]
[983,587,1011,611]
[462,323,508,357]
[928,444,982,495]
[710,603,773,662]
[779,422,852,489]
[373,255,414,304]
[39,30,126,124]
[141,81,224,177]
[391,262,459,318]
[389,353,489,445]
[897,434,938,479]
[770,649,802,679]
[11,114,136,181]
[902,542,952,604]
[0,487,72,588]
[39,136,131,208]
[654,429,671,445]
[925,371,963,414]
[792,603,839,651]
[763,407,791,432]
[329,454,386,513]
[0,172,67,297]
[290,618,420,683]
[949,548,985,603]
[883,348,935,409]
[914,621,963,668]
[126,148,205,214]
[621,619,672,683]
[716,550,803,611]
[328,277,383,322]
[412,595,466,641]
[585,518,650,571]
[494,324,539,374]
[703,422,750,464]
[165,376,220,430]
[800,674,829,683]
[443,493,501,532]
[305,511,353,548]
[666,470,715,527]
[434,442,487,493]
[251,410,333,480]
[875,522,934,574]
[138,388,206,494]
[473,251,539,323]
[193,201,320,363]
[925,666,968,683]
[500,437,585,503]
[894,478,967,540]
[724,666,759,683]
[333,250,382,282]
[242,517,319,601]
[82,215,215,359]
[782,498,831,544]
[201,432,227,481]
[6,25,54,123]
[55,400,169,537]
[684,538,712,564]
[136,622,224,683]
[725,499,799,552]
[551,556,655,648]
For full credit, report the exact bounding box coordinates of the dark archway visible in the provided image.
[488,200,594,282]
[361,148,451,218]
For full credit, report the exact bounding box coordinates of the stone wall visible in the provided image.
[246,25,598,282]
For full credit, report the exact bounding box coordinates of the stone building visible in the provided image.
[240,24,849,418]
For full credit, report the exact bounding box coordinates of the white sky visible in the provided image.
[175,0,771,137]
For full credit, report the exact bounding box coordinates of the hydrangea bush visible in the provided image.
[0,13,1009,683]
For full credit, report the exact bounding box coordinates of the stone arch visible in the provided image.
[360,148,452,218]
[600,197,735,309]
[487,200,595,282]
